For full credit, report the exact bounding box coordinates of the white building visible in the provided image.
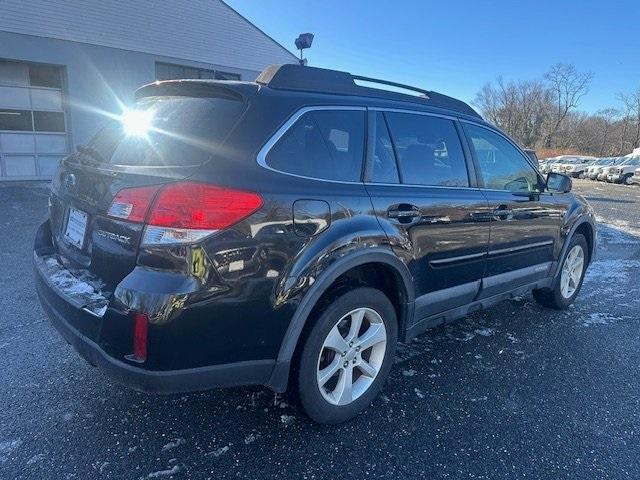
[0,0,297,180]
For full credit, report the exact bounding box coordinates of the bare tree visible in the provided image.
[473,77,552,148]
[618,89,640,149]
[594,108,619,156]
[543,63,593,147]
[473,64,638,157]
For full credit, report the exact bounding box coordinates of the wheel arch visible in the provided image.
[266,248,414,392]
[552,218,596,288]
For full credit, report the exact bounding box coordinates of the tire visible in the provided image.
[533,233,588,310]
[624,174,633,185]
[294,287,397,424]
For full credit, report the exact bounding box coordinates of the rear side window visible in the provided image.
[385,113,469,187]
[370,112,400,184]
[82,96,246,166]
[265,110,365,182]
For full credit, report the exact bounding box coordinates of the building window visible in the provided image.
[33,111,66,132]
[0,109,33,131]
[155,62,241,81]
[29,65,63,88]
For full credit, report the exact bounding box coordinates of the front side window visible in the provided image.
[465,124,542,192]
[265,110,365,182]
[384,112,469,187]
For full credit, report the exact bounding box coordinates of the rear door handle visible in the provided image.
[388,204,421,223]
[493,205,513,220]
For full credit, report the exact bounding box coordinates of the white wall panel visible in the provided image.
[0,0,297,72]
[37,155,63,175]
[0,133,35,153]
[31,89,63,111]
[4,155,36,176]
[0,86,31,109]
[35,134,67,153]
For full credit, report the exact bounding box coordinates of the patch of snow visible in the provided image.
[26,453,45,466]
[145,465,181,478]
[596,222,640,245]
[474,328,494,337]
[470,396,488,402]
[243,433,261,445]
[414,388,425,399]
[161,438,185,452]
[585,259,640,286]
[402,369,416,377]
[205,446,229,458]
[581,313,636,327]
[280,415,296,426]
[0,439,22,463]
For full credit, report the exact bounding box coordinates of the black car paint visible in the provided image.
[34,77,596,394]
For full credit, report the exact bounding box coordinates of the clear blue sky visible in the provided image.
[226,0,640,113]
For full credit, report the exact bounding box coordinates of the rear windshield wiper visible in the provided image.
[77,145,106,165]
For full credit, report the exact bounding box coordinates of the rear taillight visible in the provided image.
[107,182,263,245]
[107,185,160,222]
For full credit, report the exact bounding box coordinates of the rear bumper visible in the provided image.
[37,281,273,392]
[34,221,275,394]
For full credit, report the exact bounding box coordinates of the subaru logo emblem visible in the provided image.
[64,173,77,189]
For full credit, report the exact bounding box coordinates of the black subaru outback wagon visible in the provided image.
[34,64,596,423]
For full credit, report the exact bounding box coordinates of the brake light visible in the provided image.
[107,182,263,245]
[147,182,263,229]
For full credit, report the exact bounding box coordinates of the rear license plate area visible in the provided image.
[64,207,88,249]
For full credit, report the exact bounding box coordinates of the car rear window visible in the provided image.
[83,96,246,167]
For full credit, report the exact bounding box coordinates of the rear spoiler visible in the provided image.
[135,79,254,102]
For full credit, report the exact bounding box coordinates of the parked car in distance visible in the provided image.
[586,157,617,180]
[606,157,640,184]
[597,158,626,181]
[633,167,640,184]
[560,158,597,178]
[540,158,561,174]
[33,64,597,424]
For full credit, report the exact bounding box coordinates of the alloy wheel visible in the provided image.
[560,245,585,299]
[316,307,387,406]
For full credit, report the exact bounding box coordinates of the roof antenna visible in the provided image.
[294,33,314,66]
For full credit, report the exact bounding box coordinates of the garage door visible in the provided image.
[0,60,69,180]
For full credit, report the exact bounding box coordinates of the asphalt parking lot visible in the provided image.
[1,179,639,479]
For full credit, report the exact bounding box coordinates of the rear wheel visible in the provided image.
[294,287,397,424]
[533,233,588,309]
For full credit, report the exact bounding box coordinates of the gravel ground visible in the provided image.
[1,180,639,480]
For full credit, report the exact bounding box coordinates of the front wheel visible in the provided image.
[533,233,588,309]
[294,287,397,424]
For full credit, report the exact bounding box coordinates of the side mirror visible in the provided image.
[546,172,572,193]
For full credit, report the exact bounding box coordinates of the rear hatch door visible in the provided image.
[49,90,248,289]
